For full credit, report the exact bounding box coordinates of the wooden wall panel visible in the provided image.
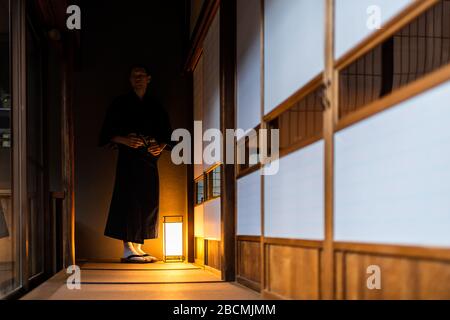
[205,239,221,271]
[265,244,320,299]
[334,251,345,300]
[336,252,450,300]
[237,239,261,290]
[194,237,204,265]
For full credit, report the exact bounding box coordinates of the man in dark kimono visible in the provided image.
[98,65,172,263]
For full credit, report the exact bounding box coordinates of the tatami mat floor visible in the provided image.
[21,262,261,300]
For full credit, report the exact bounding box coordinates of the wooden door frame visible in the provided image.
[10,0,28,295]
[7,0,75,299]
[185,0,237,280]
[61,38,76,268]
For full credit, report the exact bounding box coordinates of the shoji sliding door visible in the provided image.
[193,57,204,181]
[233,0,450,300]
[264,0,325,114]
[335,80,450,247]
[335,0,413,59]
[236,0,261,237]
[237,172,261,236]
[259,0,327,299]
[263,0,326,241]
[193,55,205,265]
[333,0,450,299]
[192,10,222,271]
[264,142,324,240]
[235,0,262,290]
[202,12,221,243]
[236,0,261,133]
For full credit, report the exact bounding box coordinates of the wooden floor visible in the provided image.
[21,262,261,300]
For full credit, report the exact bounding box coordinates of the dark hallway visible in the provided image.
[73,0,191,263]
[2,0,450,306]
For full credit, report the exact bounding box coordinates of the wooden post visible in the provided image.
[11,0,29,290]
[61,35,76,267]
[259,0,266,295]
[219,0,237,281]
[322,0,336,300]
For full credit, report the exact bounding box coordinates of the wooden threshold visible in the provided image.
[236,276,261,292]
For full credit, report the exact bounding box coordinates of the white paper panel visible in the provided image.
[264,0,325,114]
[204,197,221,240]
[335,80,450,247]
[194,205,204,237]
[237,170,261,236]
[194,57,204,179]
[203,11,221,171]
[237,0,261,131]
[335,0,413,59]
[264,141,325,240]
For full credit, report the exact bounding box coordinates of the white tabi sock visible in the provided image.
[123,241,142,259]
[134,243,147,256]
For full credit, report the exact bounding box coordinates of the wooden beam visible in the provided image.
[185,0,220,72]
[219,0,237,282]
[334,242,450,262]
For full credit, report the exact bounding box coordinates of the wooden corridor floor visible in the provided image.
[21,262,261,300]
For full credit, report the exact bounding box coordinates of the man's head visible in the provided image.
[129,64,152,92]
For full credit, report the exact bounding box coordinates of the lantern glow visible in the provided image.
[163,216,183,262]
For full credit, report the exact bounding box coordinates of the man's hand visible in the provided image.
[111,134,144,149]
[148,143,166,157]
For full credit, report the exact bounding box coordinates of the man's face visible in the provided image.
[130,68,151,91]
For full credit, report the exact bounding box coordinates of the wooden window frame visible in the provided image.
[235,125,261,179]
[194,176,205,207]
[204,163,221,202]
[334,0,445,132]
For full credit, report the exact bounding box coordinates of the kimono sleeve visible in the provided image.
[98,100,122,148]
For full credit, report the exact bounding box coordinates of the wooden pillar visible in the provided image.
[219,0,237,281]
[11,0,29,290]
[259,0,266,295]
[61,35,76,267]
[322,0,336,300]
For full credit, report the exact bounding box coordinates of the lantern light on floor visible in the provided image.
[163,216,184,262]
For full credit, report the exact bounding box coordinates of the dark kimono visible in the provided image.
[98,91,172,244]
